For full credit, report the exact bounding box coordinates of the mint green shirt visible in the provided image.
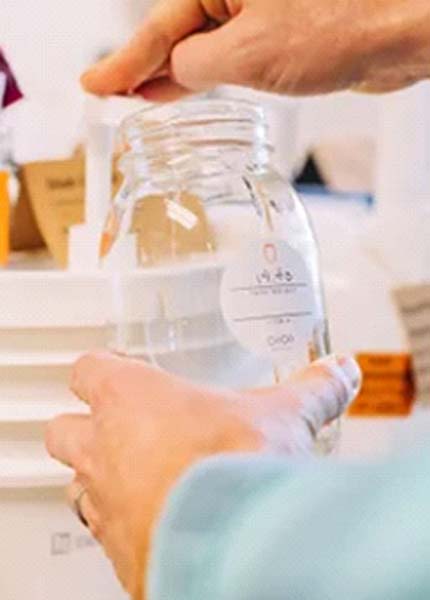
[148,452,430,600]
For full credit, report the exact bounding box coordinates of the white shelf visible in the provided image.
[0,271,108,328]
[0,352,79,367]
[0,456,72,489]
[0,259,224,328]
[0,400,88,423]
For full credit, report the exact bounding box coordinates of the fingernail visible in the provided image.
[81,67,97,80]
[314,354,362,407]
[337,356,362,392]
[80,71,95,89]
[81,64,105,85]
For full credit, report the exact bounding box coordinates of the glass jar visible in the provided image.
[102,98,334,448]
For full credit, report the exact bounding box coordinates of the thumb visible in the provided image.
[241,355,361,455]
[285,355,362,433]
[81,0,207,95]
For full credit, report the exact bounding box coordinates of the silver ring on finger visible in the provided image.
[73,485,89,528]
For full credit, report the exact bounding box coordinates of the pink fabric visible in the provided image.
[0,48,23,108]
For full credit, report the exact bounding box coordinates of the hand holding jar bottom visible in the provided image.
[46,351,360,599]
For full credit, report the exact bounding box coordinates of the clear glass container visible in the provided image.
[102,98,335,450]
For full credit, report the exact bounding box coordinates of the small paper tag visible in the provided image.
[131,192,215,266]
[393,284,430,407]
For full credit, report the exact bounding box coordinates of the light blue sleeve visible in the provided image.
[148,452,430,600]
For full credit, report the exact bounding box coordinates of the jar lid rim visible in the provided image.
[121,97,266,133]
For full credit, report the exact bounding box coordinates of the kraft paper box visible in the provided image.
[20,159,85,268]
[11,170,45,251]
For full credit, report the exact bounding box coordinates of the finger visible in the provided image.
[70,351,126,407]
[287,355,362,432]
[67,479,101,538]
[135,76,192,102]
[81,0,208,96]
[171,14,257,91]
[45,414,92,469]
[70,351,160,409]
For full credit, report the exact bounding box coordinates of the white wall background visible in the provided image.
[2,0,150,160]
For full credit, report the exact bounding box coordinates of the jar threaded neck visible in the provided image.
[119,98,272,180]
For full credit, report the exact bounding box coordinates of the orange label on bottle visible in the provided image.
[348,353,415,417]
[0,171,10,266]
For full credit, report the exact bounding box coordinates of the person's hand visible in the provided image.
[46,352,360,599]
[81,0,430,100]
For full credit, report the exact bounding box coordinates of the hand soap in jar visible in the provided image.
[101,99,335,451]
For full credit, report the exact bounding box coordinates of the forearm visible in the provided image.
[147,455,298,600]
[148,452,430,600]
[354,0,430,90]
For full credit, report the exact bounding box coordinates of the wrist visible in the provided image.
[353,1,430,88]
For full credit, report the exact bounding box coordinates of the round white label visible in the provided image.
[220,239,317,360]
